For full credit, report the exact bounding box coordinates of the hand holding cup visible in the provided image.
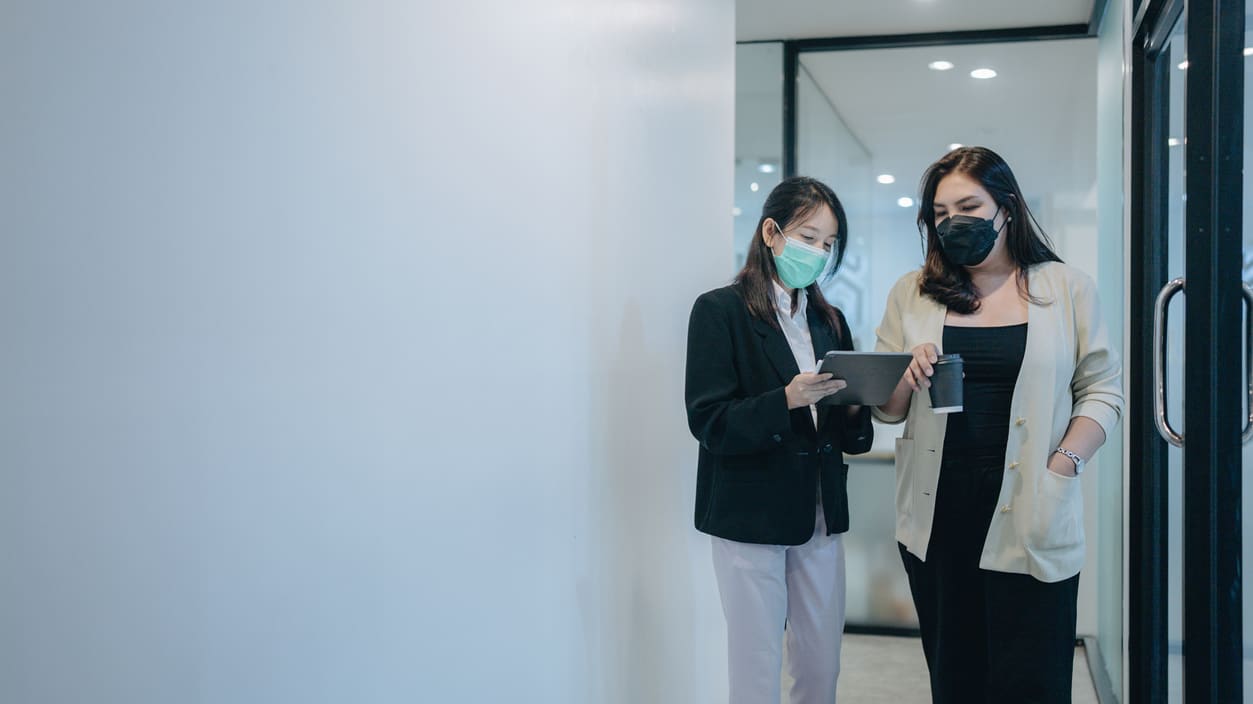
[903,343,940,391]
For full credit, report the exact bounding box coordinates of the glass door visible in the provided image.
[1129,0,1247,701]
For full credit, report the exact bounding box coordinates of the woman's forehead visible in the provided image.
[794,205,838,231]
[934,172,989,202]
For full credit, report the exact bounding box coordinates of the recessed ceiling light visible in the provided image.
[898,197,915,208]
[928,61,954,71]
[732,206,743,217]
[970,68,997,80]
[1178,60,1189,70]
[948,143,963,151]
[1167,137,1181,147]
[1245,47,1253,56]
[750,182,759,192]
[877,174,896,184]
[757,163,776,174]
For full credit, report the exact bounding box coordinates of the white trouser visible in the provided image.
[710,502,846,704]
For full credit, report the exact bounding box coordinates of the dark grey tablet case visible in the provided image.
[816,351,913,406]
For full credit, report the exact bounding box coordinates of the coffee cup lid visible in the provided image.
[935,353,963,363]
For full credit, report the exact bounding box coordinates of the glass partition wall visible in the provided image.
[735,34,1125,696]
[778,39,1107,637]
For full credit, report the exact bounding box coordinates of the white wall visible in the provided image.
[0,2,734,702]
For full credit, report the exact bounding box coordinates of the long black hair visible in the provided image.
[916,146,1062,313]
[735,176,849,334]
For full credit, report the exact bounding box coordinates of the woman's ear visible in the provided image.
[761,218,778,247]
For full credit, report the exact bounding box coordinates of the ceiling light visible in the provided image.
[750,182,759,192]
[1167,137,1181,147]
[970,68,997,80]
[928,61,954,71]
[897,197,915,208]
[877,174,896,185]
[1245,47,1253,56]
[948,143,963,151]
[757,162,777,174]
[1178,60,1189,70]
[732,206,742,217]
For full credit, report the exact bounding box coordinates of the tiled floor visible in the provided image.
[781,634,1101,703]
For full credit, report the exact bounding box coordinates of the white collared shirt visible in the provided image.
[772,281,818,426]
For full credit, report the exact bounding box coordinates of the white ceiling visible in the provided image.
[736,0,1097,42]
[795,38,1098,210]
[733,2,1104,252]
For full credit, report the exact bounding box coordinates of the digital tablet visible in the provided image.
[815,351,913,406]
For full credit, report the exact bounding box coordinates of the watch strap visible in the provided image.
[1054,447,1084,473]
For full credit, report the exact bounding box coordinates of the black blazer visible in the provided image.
[684,284,873,545]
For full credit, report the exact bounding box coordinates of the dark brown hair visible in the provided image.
[735,176,849,336]
[916,146,1062,314]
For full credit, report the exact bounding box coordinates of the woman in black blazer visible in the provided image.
[686,177,872,704]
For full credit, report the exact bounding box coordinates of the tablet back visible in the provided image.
[816,351,913,406]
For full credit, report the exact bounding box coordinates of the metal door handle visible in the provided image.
[1154,278,1185,447]
[1243,284,1253,443]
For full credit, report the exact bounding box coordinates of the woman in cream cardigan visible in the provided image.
[874,147,1123,703]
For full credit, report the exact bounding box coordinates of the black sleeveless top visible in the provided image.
[940,323,1028,462]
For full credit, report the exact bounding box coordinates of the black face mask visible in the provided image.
[935,213,1005,266]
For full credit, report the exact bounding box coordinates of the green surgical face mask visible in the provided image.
[772,233,829,289]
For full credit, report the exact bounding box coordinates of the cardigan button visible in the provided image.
[1008,461,1020,469]
[823,443,833,454]
[1000,504,1013,513]
[1015,417,1027,426]
[772,434,783,443]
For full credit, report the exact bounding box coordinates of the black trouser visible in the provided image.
[899,456,1081,704]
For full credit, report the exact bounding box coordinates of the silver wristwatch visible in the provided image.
[1054,447,1085,475]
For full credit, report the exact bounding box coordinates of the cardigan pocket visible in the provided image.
[1030,468,1084,552]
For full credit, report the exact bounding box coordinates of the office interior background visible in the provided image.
[2,0,1250,702]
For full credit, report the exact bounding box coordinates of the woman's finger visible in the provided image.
[913,358,933,387]
[906,366,921,391]
[917,344,939,375]
[915,354,934,379]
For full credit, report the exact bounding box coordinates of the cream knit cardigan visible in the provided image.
[873,262,1124,582]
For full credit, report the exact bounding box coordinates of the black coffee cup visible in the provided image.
[928,354,964,414]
